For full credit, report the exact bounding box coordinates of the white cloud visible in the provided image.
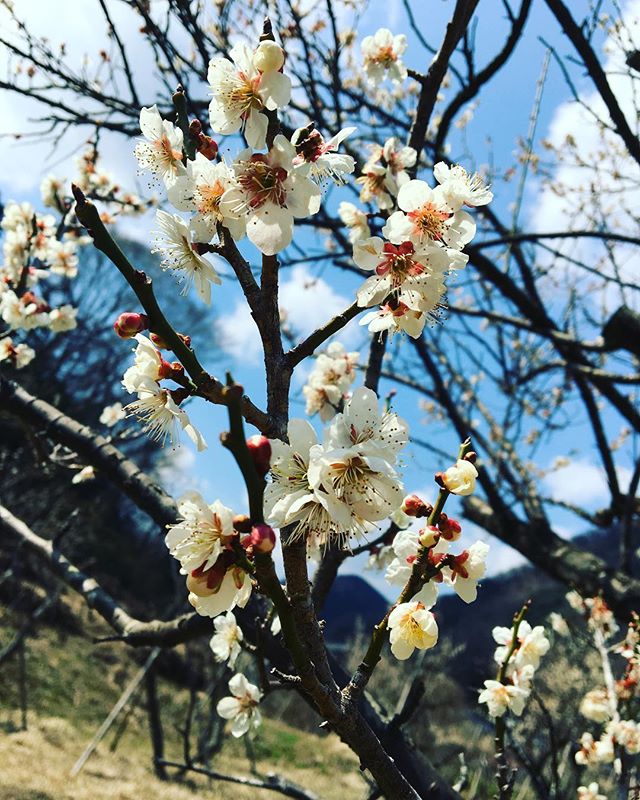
[543,458,632,507]
[530,0,640,312]
[216,264,357,365]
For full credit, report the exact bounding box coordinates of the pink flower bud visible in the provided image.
[439,516,462,541]
[246,435,272,476]
[249,523,276,553]
[150,331,167,349]
[401,494,431,518]
[114,312,149,338]
[197,135,218,160]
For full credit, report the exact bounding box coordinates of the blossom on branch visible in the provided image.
[151,210,222,304]
[221,135,321,255]
[210,611,243,667]
[216,672,262,737]
[361,28,408,86]
[338,201,370,243]
[166,492,235,573]
[292,125,356,185]
[302,341,359,421]
[134,105,185,186]
[441,458,478,496]
[0,337,35,369]
[388,600,438,660]
[207,42,291,150]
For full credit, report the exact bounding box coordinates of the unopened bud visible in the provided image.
[246,434,272,476]
[150,331,167,349]
[464,451,477,464]
[189,118,203,136]
[197,135,218,160]
[439,516,462,541]
[254,40,285,72]
[419,525,440,548]
[249,523,276,553]
[401,494,431,518]
[114,312,149,338]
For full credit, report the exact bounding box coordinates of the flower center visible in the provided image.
[371,46,397,67]
[195,180,225,216]
[229,73,263,117]
[238,155,288,210]
[376,241,425,286]
[154,135,182,167]
[407,203,451,242]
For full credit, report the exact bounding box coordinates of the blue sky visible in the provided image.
[1,0,636,599]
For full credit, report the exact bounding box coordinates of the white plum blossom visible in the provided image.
[433,162,493,209]
[220,135,321,255]
[134,105,185,185]
[361,28,408,86]
[216,673,262,738]
[207,42,291,150]
[338,201,370,243]
[579,688,612,723]
[151,210,222,304]
[264,419,366,545]
[385,528,440,608]
[549,611,570,636]
[210,612,243,668]
[443,541,490,603]
[47,240,79,277]
[577,784,607,800]
[302,341,359,421]
[0,337,35,369]
[493,620,550,671]
[48,304,78,333]
[40,175,65,209]
[99,402,126,427]
[188,565,252,619]
[611,719,640,754]
[292,125,356,185]
[324,386,408,461]
[165,493,235,573]
[575,731,615,765]
[0,290,50,331]
[354,237,449,312]
[388,600,438,660]
[478,679,529,718]
[384,179,476,256]
[360,302,429,339]
[356,162,395,210]
[441,458,478,496]
[125,378,207,451]
[380,138,416,192]
[122,334,166,394]
[166,154,245,242]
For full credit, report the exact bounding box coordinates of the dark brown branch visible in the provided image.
[0,376,178,528]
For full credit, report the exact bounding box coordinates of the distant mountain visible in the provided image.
[322,574,389,646]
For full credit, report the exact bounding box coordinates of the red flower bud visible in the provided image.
[249,523,276,553]
[189,118,203,136]
[401,494,431,518]
[114,312,149,338]
[246,435,272,476]
[150,331,167,349]
[197,135,218,160]
[438,516,462,541]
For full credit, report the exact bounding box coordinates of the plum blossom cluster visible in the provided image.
[354,160,492,339]
[0,200,80,367]
[478,612,550,719]
[1,146,152,370]
[571,596,639,773]
[120,331,206,451]
[302,341,359,421]
[384,510,489,660]
[264,386,407,549]
[164,492,277,619]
